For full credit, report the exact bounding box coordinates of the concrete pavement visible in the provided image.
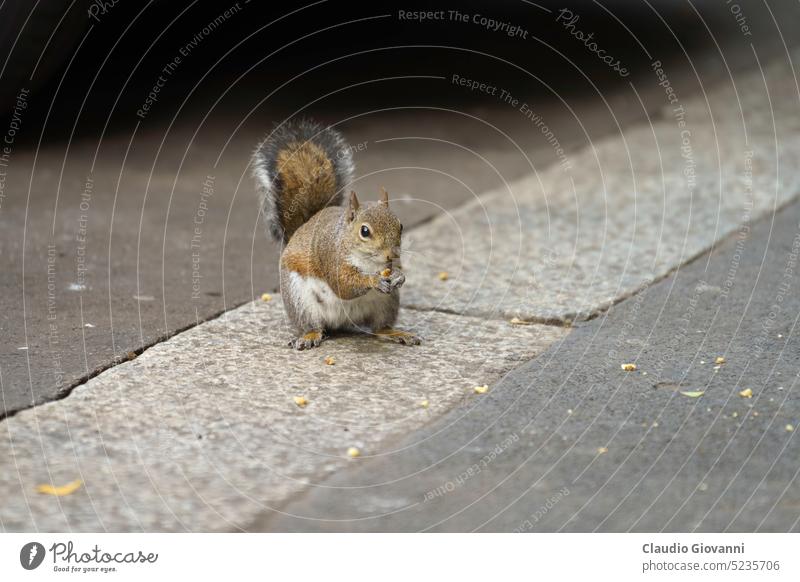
[261,197,800,532]
[0,307,564,531]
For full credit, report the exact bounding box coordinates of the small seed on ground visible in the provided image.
[680,391,705,398]
[293,396,308,407]
[438,271,449,281]
[474,385,489,394]
[347,447,360,458]
[324,356,336,366]
[621,363,637,372]
[739,388,753,398]
[261,293,272,302]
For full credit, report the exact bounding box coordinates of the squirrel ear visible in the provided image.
[348,191,360,221]
[380,187,389,207]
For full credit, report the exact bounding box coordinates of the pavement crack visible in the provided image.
[0,300,252,424]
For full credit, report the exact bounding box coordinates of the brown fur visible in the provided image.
[275,141,337,241]
[281,199,400,300]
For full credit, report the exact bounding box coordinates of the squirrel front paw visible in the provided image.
[377,270,406,294]
[289,330,325,350]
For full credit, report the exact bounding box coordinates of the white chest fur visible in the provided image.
[286,271,390,330]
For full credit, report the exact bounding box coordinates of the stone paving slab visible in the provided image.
[399,52,800,323]
[0,300,565,531]
[259,198,800,533]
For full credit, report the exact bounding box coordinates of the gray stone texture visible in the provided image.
[0,302,565,531]
[400,52,800,323]
[260,198,800,533]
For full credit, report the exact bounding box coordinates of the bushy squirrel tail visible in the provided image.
[252,119,354,243]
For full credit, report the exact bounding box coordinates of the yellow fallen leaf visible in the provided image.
[438,271,449,281]
[738,388,753,398]
[293,396,308,408]
[347,447,360,458]
[261,293,272,302]
[324,356,336,366]
[680,391,705,398]
[621,363,637,372]
[36,479,83,496]
[474,385,489,394]
[715,356,726,364]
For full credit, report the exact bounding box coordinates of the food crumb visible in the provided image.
[438,271,449,281]
[380,268,392,277]
[347,447,360,458]
[597,447,608,455]
[680,390,705,398]
[36,479,83,496]
[474,385,489,394]
[261,293,272,302]
[786,424,795,433]
[715,356,726,364]
[293,396,308,408]
[732,411,739,418]
[324,356,336,366]
[419,400,429,408]
[698,482,709,492]
[621,363,637,372]
[739,388,753,398]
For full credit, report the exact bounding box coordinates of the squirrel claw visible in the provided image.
[289,330,324,350]
[377,271,405,294]
[375,328,422,346]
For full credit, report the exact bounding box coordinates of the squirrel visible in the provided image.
[252,119,422,350]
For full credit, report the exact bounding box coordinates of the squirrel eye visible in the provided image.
[360,224,371,238]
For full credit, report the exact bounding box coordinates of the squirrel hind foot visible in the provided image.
[289,330,325,350]
[374,328,422,346]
